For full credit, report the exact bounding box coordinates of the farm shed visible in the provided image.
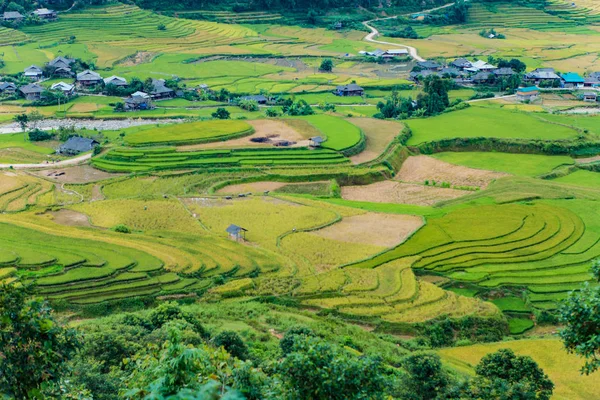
[23,65,43,80]
[58,137,99,155]
[335,83,364,97]
[309,136,325,147]
[516,86,540,102]
[226,224,248,241]
[77,70,103,86]
[19,83,44,101]
[582,92,598,102]
[561,72,585,89]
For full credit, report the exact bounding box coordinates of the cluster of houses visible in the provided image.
[2,8,57,24]
[0,56,181,109]
[409,58,513,84]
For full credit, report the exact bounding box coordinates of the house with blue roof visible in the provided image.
[516,86,539,102]
[561,72,585,89]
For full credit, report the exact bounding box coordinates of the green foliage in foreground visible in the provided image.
[560,261,600,375]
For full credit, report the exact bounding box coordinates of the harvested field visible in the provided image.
[33,165,121,183]
[342,181,471,206]
[49,209,91,227]
[397,155,507,188]
[217,181,287,194]
[313,213,423,247]
[118,51,156,66]
[181,119,309,150]
[348,118,404,164]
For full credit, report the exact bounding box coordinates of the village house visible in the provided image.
[450,58,473,70]
[2,11,24,23]
[23,65,43,80]
[471,71,492,84]
[561,72,585,89]
[51,82,75,96]
[417,60,442,71]
[524,68,561,86]
[440,67,462,77]
[32,8,57,20]
[76,70,103,86]
[48,56,75,77]
[226,224,247,241]
[335,83,364,97]
[384,49,409,58]
[583,72,600,88]
[582,92,598,102]
[409,69,440,82]
[516,86,540,102]
[58,136,99,155]
[19,83,45,101]
[241,94,268,104]
[125,91,153,111]
[0,82,17,95]
[465,60,497,73]
[103,76,128,87]
[493,67,516,77]
[150,78,175,100]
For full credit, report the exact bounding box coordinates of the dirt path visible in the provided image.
[0,153,91,170]
[362,1,465,62]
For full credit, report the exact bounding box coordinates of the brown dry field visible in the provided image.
[119,51,156,66]
[49,209,91,227]
[33,165,121,183]
[181,119,311,150]
[217,181,287,194]
[313,212,423,247]
[348,118,404,164]
[342,181,471,206]
[397,155,507,188]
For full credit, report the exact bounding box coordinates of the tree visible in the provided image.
[560,261,600,375]
[212,107,231,120]
[278,335,388,400]
[400,353,451,400]
[0,284,81,399]
[319,58,333,72]
[280,326,315,355]
[212,331,249,360]
[238,99,259,111]
[14,113,29,131]
[28,129,53,141]
[264,107,281,117]
[468,349,554,400]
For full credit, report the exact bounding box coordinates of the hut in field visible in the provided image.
[309,136,325,147]
[226,224,248,241]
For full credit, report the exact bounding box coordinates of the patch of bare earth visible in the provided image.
[91,185,105,201]
[576,155,600,164]
[313,213,423,247]
[33,165,121,184]
[347,118,404,164]
[180,119,310,150]
[49,209,91,227]
[342,181,470,206]
[217,182,287,194]
[397,155,507,189]
[119,51,156,66]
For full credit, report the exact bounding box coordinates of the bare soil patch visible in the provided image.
[348,118,404,164]
[49,209,91,227]
[181,119,310,150]
[397,156,507,188]
[313,213,423,247]
[119,51,156,66]
[33,165,121,184]
[217,181,287,194]
[576,155,600,164]
[91,185,105,201]
[342,181,470,206]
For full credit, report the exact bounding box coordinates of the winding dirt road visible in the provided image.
[362,2,461,62]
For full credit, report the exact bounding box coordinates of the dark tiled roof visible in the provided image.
[19,83,44,94]
[336,83,363,91]
[4,11,23,19]
[60,137,99,153]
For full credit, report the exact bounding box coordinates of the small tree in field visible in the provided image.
[212,107,231,120]
[14,113,28,131]
[0,284,81,399]
[560,261,600,374]
[320,58,333,72]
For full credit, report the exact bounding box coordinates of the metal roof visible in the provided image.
[226,224,247,235]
